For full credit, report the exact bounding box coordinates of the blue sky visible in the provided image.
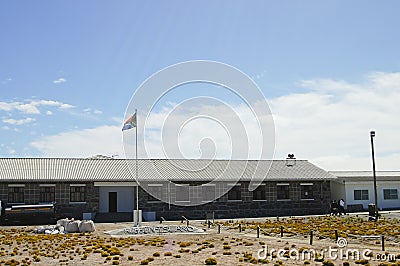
[1,1,400,170]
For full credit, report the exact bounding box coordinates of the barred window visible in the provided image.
[70,186,86,202]
[301,184,314,199]
[8,187,24,203]
[277,184,290,200]
[228,184,241,201]
[252,185,266,200]
[40,186,55,202]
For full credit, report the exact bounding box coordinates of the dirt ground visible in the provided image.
[1,214,400,265]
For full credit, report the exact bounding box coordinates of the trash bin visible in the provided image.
[368,204,375,216]
[368,203,377,221]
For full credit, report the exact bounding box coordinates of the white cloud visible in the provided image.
[3,117,35,125]
[272,71,400,170]
[60,103,74,109]
[0,99,75,115]
[46,110,53,115]
[30,71,400,171]
[83,108,102,115]
[0,102,14,112]
[16,103,41,114]
[31,125,124,158]
[53,77,66,84]
[1,78,12,84]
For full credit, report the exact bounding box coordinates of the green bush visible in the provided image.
[323,260,335,266]
[205,257,217,265]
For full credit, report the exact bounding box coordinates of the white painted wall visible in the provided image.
[98,186,135,212]
[330,181,346,205]
[344,181,400,210]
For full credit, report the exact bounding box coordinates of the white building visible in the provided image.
[330,171,400,211]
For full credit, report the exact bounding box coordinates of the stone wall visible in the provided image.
[139,181,331,220]
[1,180,331,221]
[0,182,99,220]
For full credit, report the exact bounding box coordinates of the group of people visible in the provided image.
[330,198,346,215]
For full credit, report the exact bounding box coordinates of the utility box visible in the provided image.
[142,211,156,221]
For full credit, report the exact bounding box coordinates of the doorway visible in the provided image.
[108,192,117,212]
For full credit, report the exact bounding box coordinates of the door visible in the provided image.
[108,192,117,212]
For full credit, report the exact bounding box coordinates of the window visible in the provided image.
[383,189,398,200]
[202,185,216,202]
[8,186,24,203]
[176,184,189,202]
[277,184,290,200]
[252,184,266,200]
[354,189,369,200]
[147,184,163,202]
[301,184,314,200]
[228,184,241,201]
[70,185,86,202]
[40,186,55,202]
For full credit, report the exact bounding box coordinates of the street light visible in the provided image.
[370,130,378,220]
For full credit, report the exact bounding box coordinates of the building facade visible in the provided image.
[330,171,400,211]
[0,158,336,222]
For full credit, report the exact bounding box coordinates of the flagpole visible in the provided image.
[135,109,138,212]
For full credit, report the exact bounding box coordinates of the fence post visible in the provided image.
[208,220,211,228]
[381,235,385,251]
[335,230,338,241]
[239,224,242,233]
[310,230,313,245]
[257,226,260,238]
[218,224,221,234]
[280,226,283,237]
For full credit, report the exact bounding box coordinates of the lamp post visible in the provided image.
[370,131,378,220]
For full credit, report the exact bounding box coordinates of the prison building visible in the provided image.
[0,158,336,222]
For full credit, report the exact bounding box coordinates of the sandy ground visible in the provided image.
[1,213,400,265]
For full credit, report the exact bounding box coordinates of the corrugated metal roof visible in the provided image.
[330,171,400,177]
[0,158,336,182]
[330,171,400,182]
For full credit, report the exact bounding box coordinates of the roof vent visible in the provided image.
[286,154,296,167]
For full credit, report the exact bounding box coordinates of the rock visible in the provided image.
[65,220,80,233]
[34,218,94,234]
[35,226,45,234]
[57,225,65,233]
[79,220,95,232]
[57,218,71,228]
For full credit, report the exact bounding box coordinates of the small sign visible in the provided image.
[106,225,205,236]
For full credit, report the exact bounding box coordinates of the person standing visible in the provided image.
[339,198,346,215]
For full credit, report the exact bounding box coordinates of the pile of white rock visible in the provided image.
[34,224,65,234]
[34,218,95,234]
